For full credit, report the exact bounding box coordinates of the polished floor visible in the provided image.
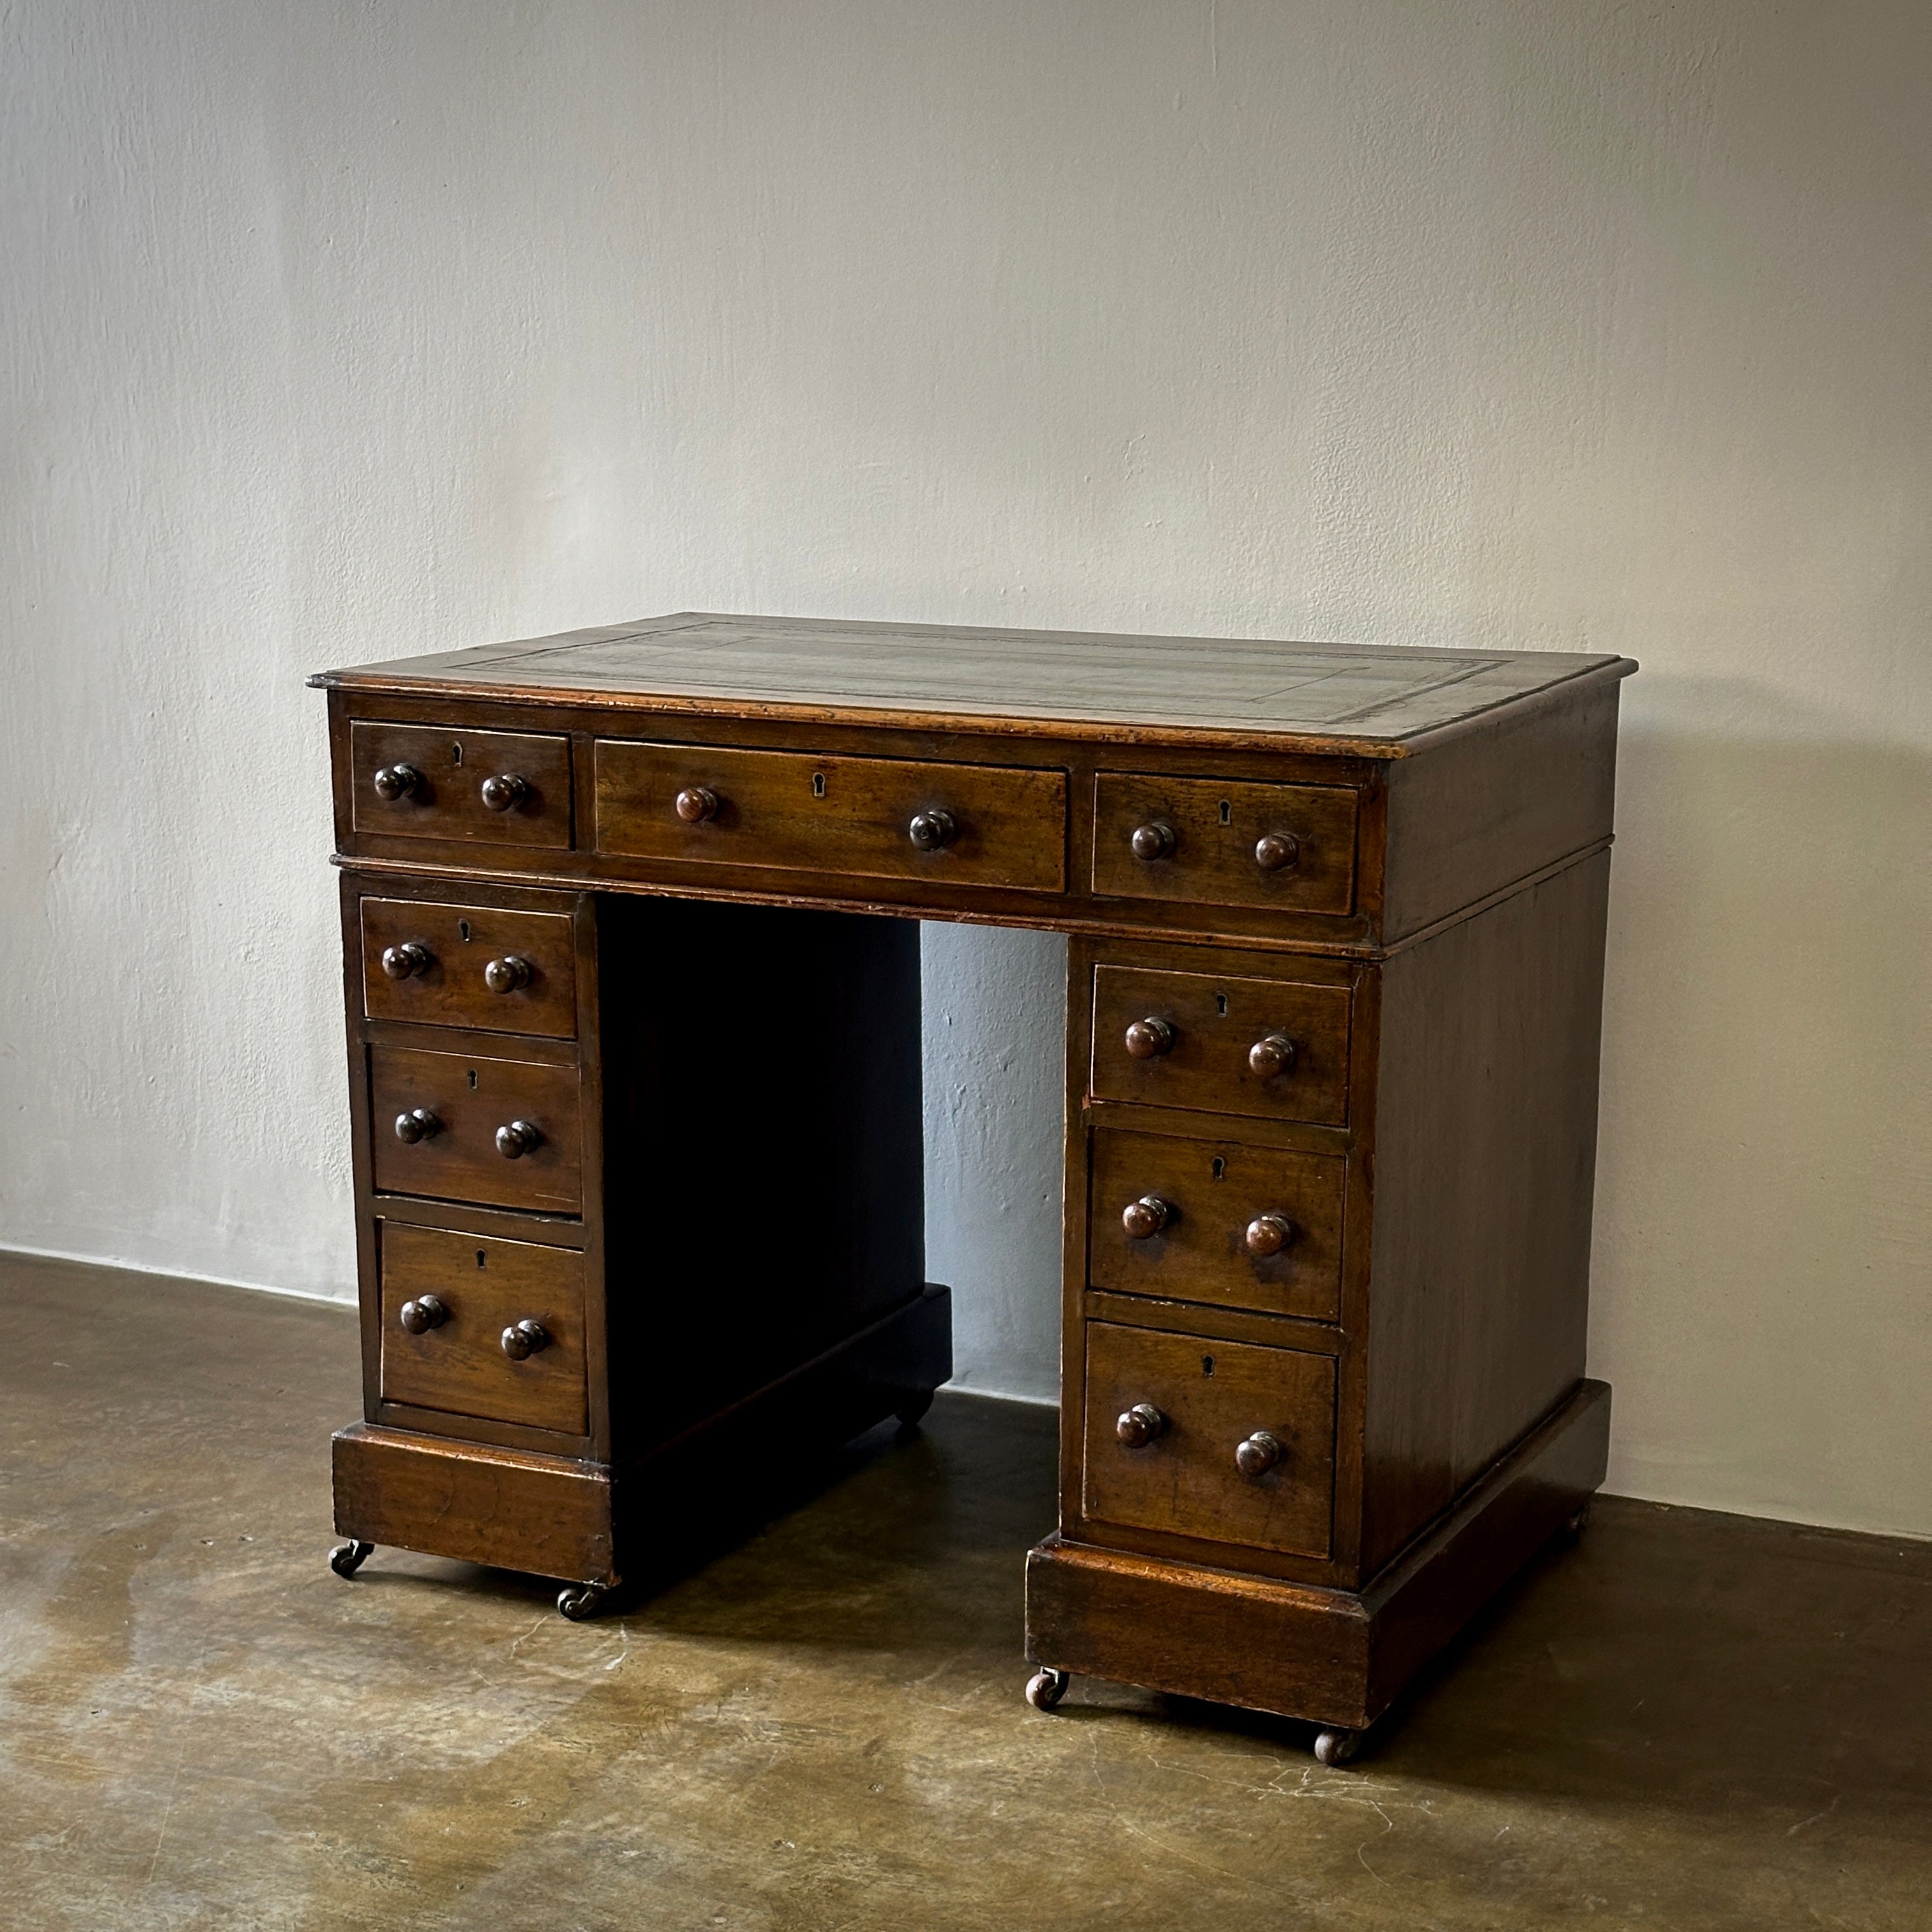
[1,1251,1926,1931]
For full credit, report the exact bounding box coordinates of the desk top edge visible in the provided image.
[310,611,1637,758]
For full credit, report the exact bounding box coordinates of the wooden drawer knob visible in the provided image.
[1121,1195,1173,1239]
[480,772,529,812]
[500,1318,550,1361]
[1116,1402,1167,1447]
[371,763,420,802]
[675,785,719,824]
[1245,1213,1296,1257]
[494,1119,542,1160]
[380,942,432,981]
[1248,1033,1298,1078]
[1130,821,1176,861]
[393,1107,440,1144]
[908,808,957,852]
[1123,1017,1175,1060]
[1236,1430,1285,1476]
[483,954,533,994]
[397,1294,448,1335]
[1254,832,1301,873]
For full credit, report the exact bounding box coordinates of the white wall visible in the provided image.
[3,3,1926,1531]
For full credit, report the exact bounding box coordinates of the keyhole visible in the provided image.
[476,1250,487,1269]
[458,919,471,942]
[451,743,464,766]
[1211,1157,1226,1181]
[1201,1355,1216,1377]
[1218,799,1232,825]
[811,772,827,799]
[1215,993,1229,1017]
[467,1069,478,1089]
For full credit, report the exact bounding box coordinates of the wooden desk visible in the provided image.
[311,612,1634,1761]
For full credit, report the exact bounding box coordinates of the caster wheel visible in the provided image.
[556,1583,611,1621]
[894,1390,935,1430]
[1025,1667,1070,1712]
[1313,1726,1361,1767]
[1563,1500,1593,1542]
[329,1540,374,1579]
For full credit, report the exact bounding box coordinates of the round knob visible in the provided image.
[371,763,420,802]
[908,808,958,852]
[675,785,719,824]
[1116,1402,1167,1447]
[1245,1213,1297,1257]
[393,1107,440,1144]
[495,1119,542,1160]
[1121,1195,1173,1239]
[1236,1430,1285,1477]
[1123,1017,1176,1061]
[1254,832,1301,873]
[397,1294,448,1335]
[483,954,532,994]
[480,773,528,812]
[500,1319,551,1361]
[1130,821,1176,861]
[1248,1033,1298,1079]
[381,942,432,981]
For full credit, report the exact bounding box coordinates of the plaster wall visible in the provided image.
[3,2,1926,1531]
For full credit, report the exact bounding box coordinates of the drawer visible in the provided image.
[1089,1128,1343,1324]
[360,898,578,1039]
[1091,773,1357,915]
[349,723,572,849]
[1091,963,1351,1126]
[1082,1321,1336,1559]
[378,1225,588,1435]
[369,1046,583,1214]
[594,740,1067,893]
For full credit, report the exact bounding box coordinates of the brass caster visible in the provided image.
[329,1540,374,1579]
[556,1583,610,1621]
[1025,1667,1071,1712]
[1313,1726,1361,1767]
[894,1390,935,1430]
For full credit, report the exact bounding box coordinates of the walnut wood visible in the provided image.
[349,723,572,849]
[1087,1126,1342,1324]
[1092,774,1357,916]
[369,1046,582,1214]
[360,898,576,1039]
[595,740,1068,893]
[379,1226,586,1434]
[1090,962,1351,1126]
[1081,1321,1336,1560]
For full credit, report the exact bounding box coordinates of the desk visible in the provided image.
[311,612,1634,1760]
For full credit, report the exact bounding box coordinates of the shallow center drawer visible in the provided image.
[1091,963,1352,1126]
[379,1225,588,1436]
[1089,1127,1344,1324]
[369,1046,583,1215]
[1082,1321,1336,1560]
[360,898,578,1039]
[594,740,1067,892]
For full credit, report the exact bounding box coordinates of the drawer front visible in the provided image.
[360,898,578,1039]
[594,740,1067,893]
[1091,963,1351,1126]
[1091,773,1358,914]
[370,1046,583,1214]
[349,723,572,849]
[1082,1322,1336,1559]
[378,1225,588,1435]
[1089,1128,1343,1324]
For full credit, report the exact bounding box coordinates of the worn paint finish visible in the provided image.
[2,1254,1928,1929]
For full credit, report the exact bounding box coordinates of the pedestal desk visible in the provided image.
[312,613,1634,1761]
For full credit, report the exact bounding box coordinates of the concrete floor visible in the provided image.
[1,1254,1927,1931]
